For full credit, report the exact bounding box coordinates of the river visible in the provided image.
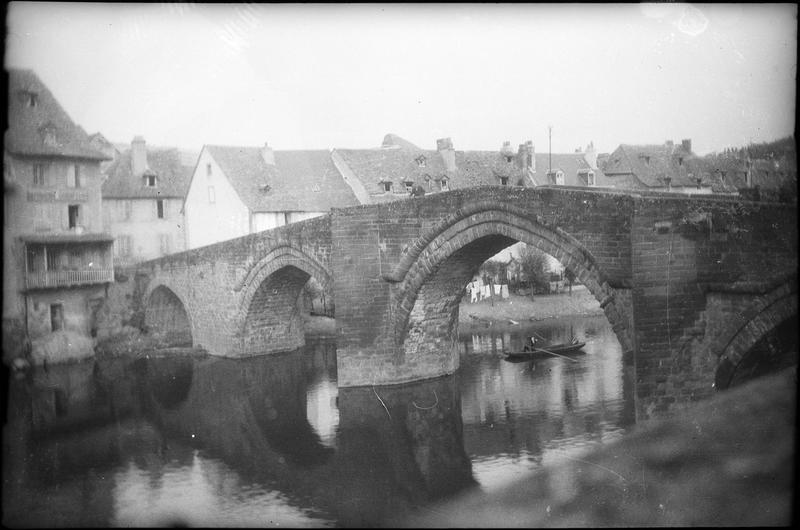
[2,314,633,527]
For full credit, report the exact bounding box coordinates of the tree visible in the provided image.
[518,245,550,300]
[563,266,576,296]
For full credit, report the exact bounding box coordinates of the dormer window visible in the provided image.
[382,181,392,193]
[404,181,414,193]
[144,174,157,187]
[587,170,595,186]
[21,91,38,108]
[415,155,427,168]
[499,176,509,186]
[440,178,449,191]
[505,155,513,163]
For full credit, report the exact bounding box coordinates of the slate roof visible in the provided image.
[5,69,109,161]
[529,153,610,187]
[334,134,613,196]
[333,135,535,197]
[205,146,359,212]
[602,143,700,188]
[102,147,194,199]
[697,155,797,194]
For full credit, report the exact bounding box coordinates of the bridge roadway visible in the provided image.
[134,186,798,419]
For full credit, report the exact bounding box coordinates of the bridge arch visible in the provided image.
[714,285,798,390]
[143,283,194,346]
[389,202,632,361]
[237,247,333,355]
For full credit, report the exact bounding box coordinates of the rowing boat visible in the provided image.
[503,341,586,362]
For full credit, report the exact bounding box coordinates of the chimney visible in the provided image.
[131,136,148,176]
[517,140,535,170]
[437,137,456,171]
[261,142,275,166]
[681,138,692,153]
[500,140,515,162]
[583,140,598,170]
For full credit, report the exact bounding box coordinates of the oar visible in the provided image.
[534,346,580,362]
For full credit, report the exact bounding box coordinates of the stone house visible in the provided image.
[331,134,608,204]
[4,69,114,359]
[330,134,532,204]
[527,141,611,188]
[601,139,730,194]
[183,143,359,249]
[101,136,194,266]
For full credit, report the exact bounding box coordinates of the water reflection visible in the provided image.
[3,315,634,527]
[457,315,634,492]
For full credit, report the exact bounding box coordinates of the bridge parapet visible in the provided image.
[135,215,333,356]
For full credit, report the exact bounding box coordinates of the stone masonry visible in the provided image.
[132,186,797,419]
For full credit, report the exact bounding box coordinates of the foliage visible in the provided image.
[478,260,508,284]
[517,245,550,294]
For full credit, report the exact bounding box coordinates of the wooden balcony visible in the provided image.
[25,268,114,290]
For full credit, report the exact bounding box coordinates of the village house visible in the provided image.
[699,147,797,202]
[101,136,194,266]
[3,69,114,361]
[601,139,731,194]
[527,141,611,188]
[331,134,534,204]
[331,134,608,204]
[183,144,359,249]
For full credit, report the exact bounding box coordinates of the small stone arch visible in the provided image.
[714,291,798,390]
[237,247,332,355]
[389,203,632,361]
[143,282,194,346]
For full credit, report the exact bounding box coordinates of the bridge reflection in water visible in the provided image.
[3,317,633,527]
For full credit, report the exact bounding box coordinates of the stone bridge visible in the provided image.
[134,186,797,418]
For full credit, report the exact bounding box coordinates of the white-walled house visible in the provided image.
[184,144,358,249]
[101,137,194,266]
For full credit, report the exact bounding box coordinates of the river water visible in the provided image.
[3,314,634,527]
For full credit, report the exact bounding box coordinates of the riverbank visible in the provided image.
[459,285,603,329]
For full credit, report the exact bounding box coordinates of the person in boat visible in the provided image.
[523,336,536,352]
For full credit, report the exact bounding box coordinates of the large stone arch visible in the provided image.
[388,203,633,363]
[714,288,798,390]
[236,247,332,355]
[143,282,194,346]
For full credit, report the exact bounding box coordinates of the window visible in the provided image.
[123,200,132,221]
[505,155,513,163]
[33,164,46,187]
[50,304,64,332]
[115,235,131,257]
[382,182,392,193]
[157,199,164,219]
[440,178,449,191]
[500,176,508,186]
[415,155,427,168]
[160,234,171,254]
[284,212,291,225]
[555,171,565,186]
[68,205,79,229]
[678,157,684,166]
[22,91,38,108]
[587,171,596,186]
[66,164,81,187]
[206,163,212,177]
[644,156,650,165]
[144,174,157,187]
[404,181,414,193]
[208,186,216,203]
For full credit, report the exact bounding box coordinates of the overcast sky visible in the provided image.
[5,2,797,155]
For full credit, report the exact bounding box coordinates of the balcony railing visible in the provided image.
[25,268,114,290]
